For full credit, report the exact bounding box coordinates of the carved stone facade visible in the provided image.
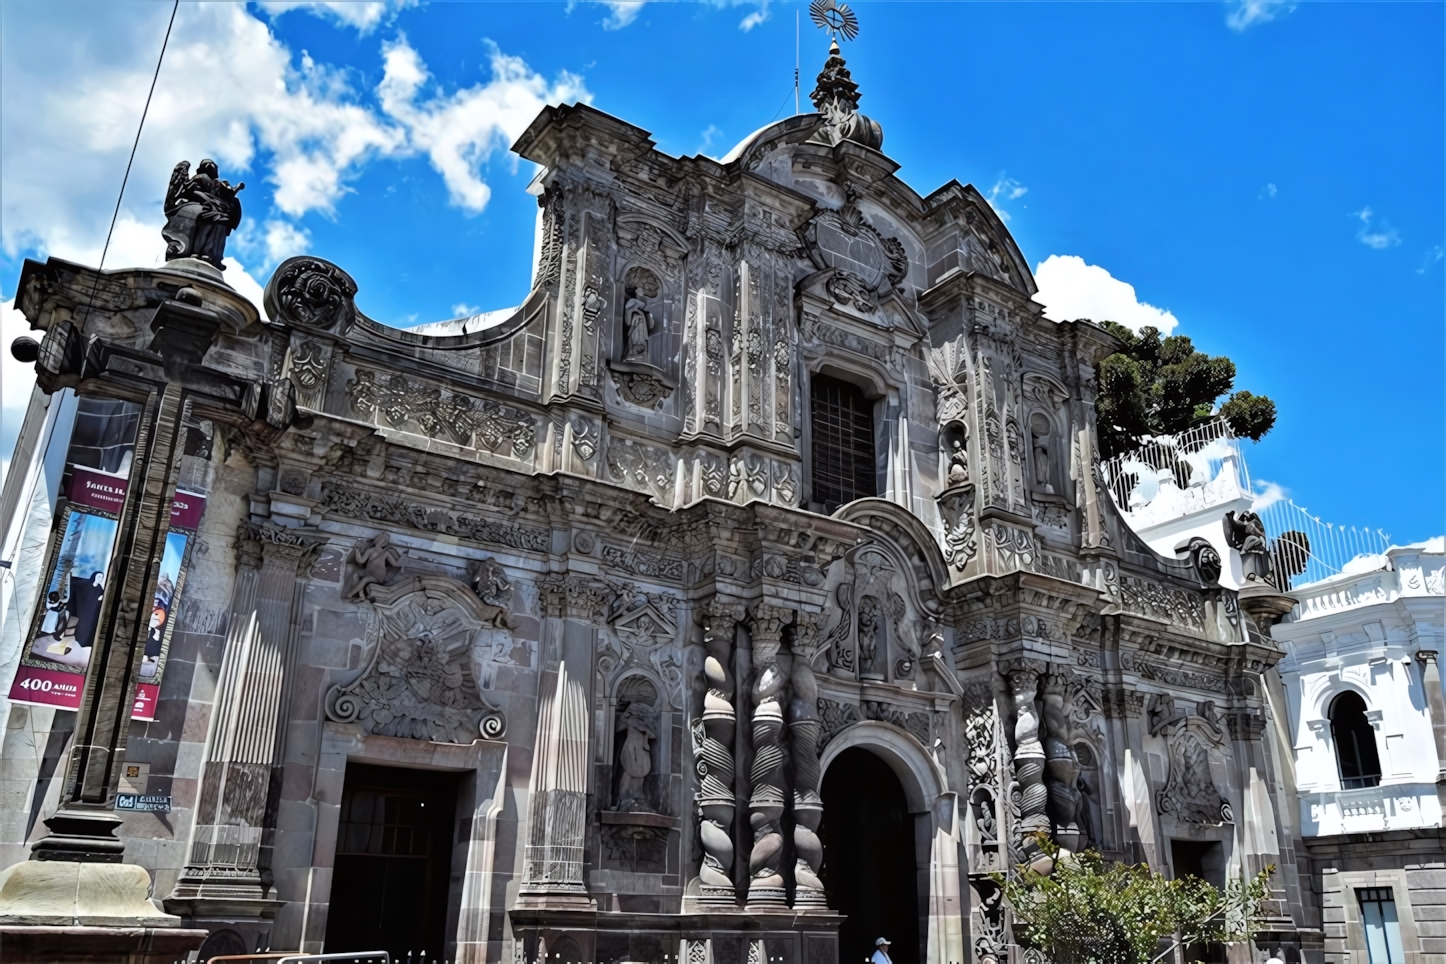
[0,37,1321,964]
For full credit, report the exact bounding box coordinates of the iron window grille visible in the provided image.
[810,374,876,513]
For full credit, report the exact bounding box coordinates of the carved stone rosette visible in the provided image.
[746,604,793,907]
[694,604,743,905]
[789,613,828,910]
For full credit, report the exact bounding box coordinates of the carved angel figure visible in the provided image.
[1223,510,1271,583]
[162,159,244,268]
[344,532,402,600]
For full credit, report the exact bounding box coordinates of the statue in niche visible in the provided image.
[1073,742,1103,848]
[1030,413,1054,493]
[344,532,403,600]
[623,287,656,361]
[857,595,884,680]
[163,159,244,268]
[613,676,661,812]
[943,423,969,487]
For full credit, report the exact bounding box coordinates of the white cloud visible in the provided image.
[1225,0,1297,32]
[378,37,589,213]
[452,302,481,317]
[1251,480,1288,511]
[1259,182,1277,199]
[739,10,770,31]
[1032,255,1181,334]
[697,124,724,155]
[986,173,1027,222]
[600,2,648,29]
[1418,244,1445,274]
[263,219,311,268]
[257,0,417,33]
[1353,207,1402,250]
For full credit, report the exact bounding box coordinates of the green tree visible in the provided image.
[998,837,1273,964]
[1093,321,1277,460]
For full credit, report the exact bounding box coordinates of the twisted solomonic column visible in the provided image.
[789,612,829,910]
[1007,663,1050,853]
[694,603,743,904]
[746,604,794,908]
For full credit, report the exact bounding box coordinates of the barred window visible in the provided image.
[810,374,876,513]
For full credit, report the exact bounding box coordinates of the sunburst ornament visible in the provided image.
[809,0,859,42]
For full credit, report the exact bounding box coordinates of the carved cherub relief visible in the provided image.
[344,532,403,600]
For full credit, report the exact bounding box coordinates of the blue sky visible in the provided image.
[2,0,1442,544]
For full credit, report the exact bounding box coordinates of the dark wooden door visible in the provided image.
[325,764,458,958]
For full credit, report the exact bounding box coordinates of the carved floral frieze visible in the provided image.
[347,370,537,460]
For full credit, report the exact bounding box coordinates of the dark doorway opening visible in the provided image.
[819,747,918,964]
[1170,839,1226,964]
[325,763,459,958]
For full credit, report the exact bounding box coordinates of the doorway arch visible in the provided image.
[820,746,920,964]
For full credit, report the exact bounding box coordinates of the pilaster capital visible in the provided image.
[238,520,326,574]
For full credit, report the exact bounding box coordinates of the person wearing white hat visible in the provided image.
[871,937,893,964]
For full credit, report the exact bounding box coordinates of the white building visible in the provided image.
[1107,424,1446,964]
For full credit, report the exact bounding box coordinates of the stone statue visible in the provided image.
[623,287,655,361]
[944,426,969,487]
[1030,413,1053,492]
[1223,510,1271,583]
[857,595,883,680]
[163,159,244,269]
[344,532,403,600]
[614,701,657,811]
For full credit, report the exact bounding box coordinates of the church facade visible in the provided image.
[0,42,1321,964]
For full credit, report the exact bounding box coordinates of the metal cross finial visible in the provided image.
[809,0,859,42]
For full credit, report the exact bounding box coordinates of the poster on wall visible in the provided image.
[130,491,205,721]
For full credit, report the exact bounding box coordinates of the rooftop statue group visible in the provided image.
[162,158,243,269]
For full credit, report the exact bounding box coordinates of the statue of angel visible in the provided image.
[162,159,244,269]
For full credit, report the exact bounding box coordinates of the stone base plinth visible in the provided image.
[0,925,208,964]
[0,861,179,927]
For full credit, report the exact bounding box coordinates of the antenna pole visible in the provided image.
[794,10,800,115]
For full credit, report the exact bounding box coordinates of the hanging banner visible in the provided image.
[131,491,205,721]
[9,500,124,710]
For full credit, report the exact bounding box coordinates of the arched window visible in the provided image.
[1329,691,1382,790]
[810,374,876,513]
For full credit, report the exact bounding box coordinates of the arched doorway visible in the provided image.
[819,746,919,964]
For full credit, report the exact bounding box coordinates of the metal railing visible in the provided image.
[1254,497,1392,590]
[1100,419,1250,517]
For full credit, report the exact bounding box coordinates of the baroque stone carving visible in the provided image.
[746,605,792,906]
[265,256,357,330]
[1120,576,1206,631]
[1223,509,1270,584]
[693,603,743,904]
[347,370,536,459]
[318,480,550,553]
[1007,665,1049,849]
[939,487,977,571]
[344,532,403,600]
[789,613,829,909]
[1157,730,1232,825]
[326,576,507,743]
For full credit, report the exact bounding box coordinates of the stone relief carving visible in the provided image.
[1119,576,1206,631]
[939,487,978,572]
[607,437,675,502]
[1157,730,1232,825]
[344,532,403,600]
[264,255,358,330]
[318,480,550,554]
[326,576,507,743]
[693,604,742,904]
[347,370,536,460]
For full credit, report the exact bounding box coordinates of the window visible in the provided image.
[1330,691,1382,789]
[1358,888,1405,964]
[810,374,876,513]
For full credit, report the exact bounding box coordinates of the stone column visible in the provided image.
[694,603,743,905]
[789,613,827,910]
[745,604,792,908]
[518,660,591,905]
[1415,651,1446,796]
[1006,663,1049,851]
[1,386,185,917]
[168,521,320,914]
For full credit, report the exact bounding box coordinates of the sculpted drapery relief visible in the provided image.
[819,544,923,684]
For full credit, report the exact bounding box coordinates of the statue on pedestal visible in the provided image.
[163,159,244,269]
